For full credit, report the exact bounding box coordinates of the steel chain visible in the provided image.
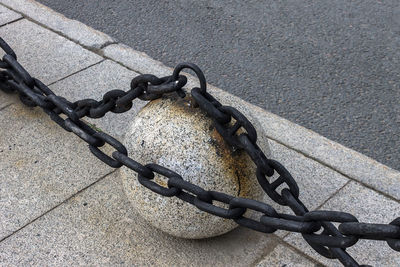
[1,37,399,267]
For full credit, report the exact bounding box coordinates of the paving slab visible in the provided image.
[0,104,113,240]
[0,0,114,49]
[103,44,172,77]
[284,181,400,266]
[0,171,280,266]
[0,19,102,86]
[48,60,146,139]
[256,244,321,267]
[0,4,21,26]
[103,43,400,201]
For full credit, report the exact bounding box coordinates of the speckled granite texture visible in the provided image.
[121,94,270,238]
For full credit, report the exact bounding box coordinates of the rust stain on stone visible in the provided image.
[13,105,41,120]
[209,126,253,197]
[15,159,26,168]
[136,93,255,197]
[155,176,168,188]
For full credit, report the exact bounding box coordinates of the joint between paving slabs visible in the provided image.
[46,59,106,87]
[0,102,14,112]
[98,41,119,51]
[0,170,116,244]
[250,233,327,267]
[314,179,352,211]
[276,238,327,267]
[0,16,24,28]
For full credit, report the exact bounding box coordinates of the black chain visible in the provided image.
[0,37,399,267]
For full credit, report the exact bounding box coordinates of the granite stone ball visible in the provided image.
[120,93,271,239]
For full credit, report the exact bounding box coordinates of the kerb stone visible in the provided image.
[0,0,114,49]
[0,4,21,26]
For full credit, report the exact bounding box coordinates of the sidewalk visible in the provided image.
[0,0,399,266]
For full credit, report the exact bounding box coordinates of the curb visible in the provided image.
[0,0,114,49]
[1,0,399,201]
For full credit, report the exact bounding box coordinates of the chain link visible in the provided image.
[1,37,399,267]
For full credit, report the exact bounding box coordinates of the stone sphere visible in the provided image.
[120,94,271,239]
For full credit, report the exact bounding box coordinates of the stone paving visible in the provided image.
[0,1,399,266]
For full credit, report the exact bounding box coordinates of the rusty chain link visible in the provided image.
[0,37,399,267]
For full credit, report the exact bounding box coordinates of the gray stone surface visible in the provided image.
[0,4,21,26]
[0,19,102,85]
[48,60,146,139]
[256,244,320,267]
[0,0,114,49]
[102,43,400,201]
[0,171,279,266]
[103,44,172,77]
[284,181,400,266]
[0,104,112,240]
[121,94,270,239]
[0,91,17,109]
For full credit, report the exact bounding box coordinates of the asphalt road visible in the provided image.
[37,0,399,170]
